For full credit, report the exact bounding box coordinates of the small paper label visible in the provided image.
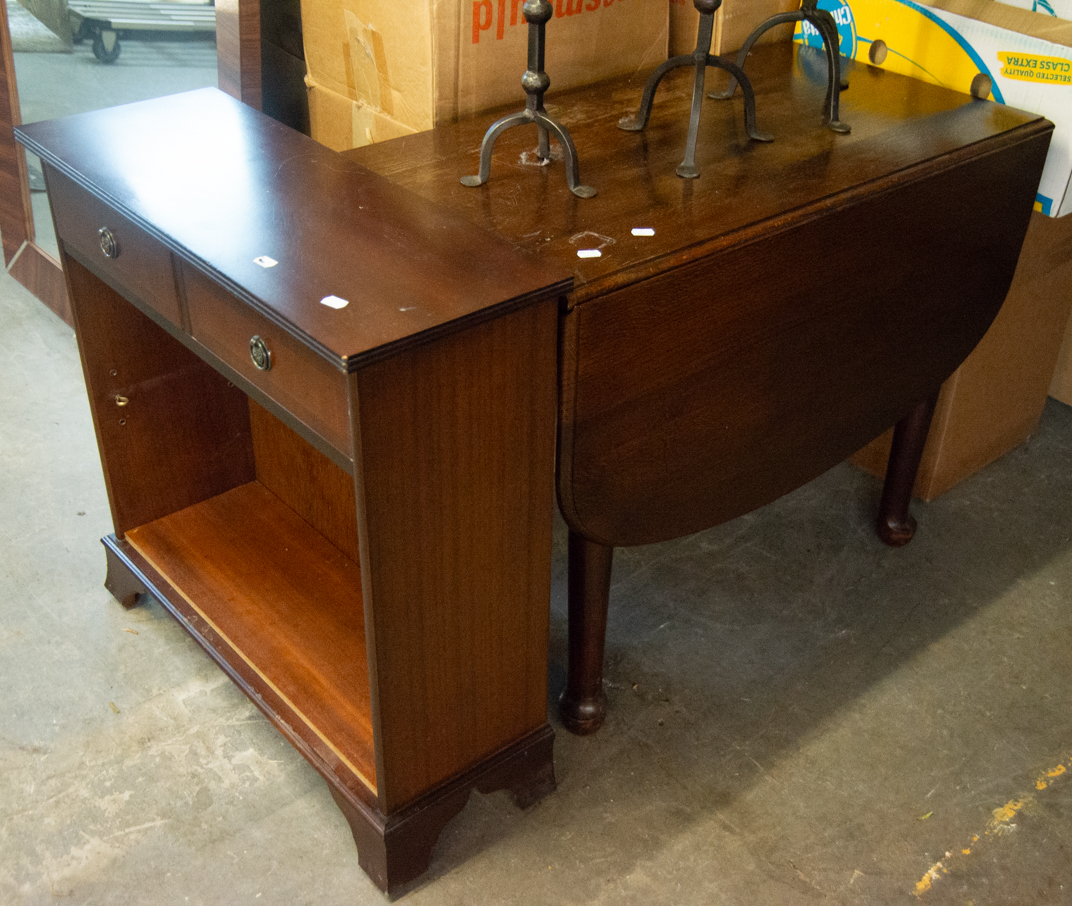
[253,256,278,268]
[577,249,602,259]
[321,295,349,309]
[632,227,655,237]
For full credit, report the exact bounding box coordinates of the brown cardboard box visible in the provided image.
[934,0,1072,407]
[668,0,716,55]
[300,0,668,149]
[923,0,1072,43]
[307,81,420,153]
[853,212,1072,499]
[669,0,798,57]
[1051,311,1072,405]
[849,0,1072,496]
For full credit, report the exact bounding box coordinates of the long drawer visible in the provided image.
[49,168,353,466]
[184,266,353,460]
[47,169,182,326]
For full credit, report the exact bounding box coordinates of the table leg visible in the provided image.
[559,531,614,734]
[876,392,939,547]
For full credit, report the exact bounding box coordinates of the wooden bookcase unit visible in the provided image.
[18,88,569,896]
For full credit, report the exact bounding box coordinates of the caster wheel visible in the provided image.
[92,30,121,64]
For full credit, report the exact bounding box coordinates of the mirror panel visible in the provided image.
[2,0,233,324]
[10,0,218,263]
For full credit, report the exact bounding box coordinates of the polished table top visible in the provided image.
[18,88,570,371]
[348,42,1048,308]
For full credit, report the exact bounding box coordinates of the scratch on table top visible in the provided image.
[569,231,615,250]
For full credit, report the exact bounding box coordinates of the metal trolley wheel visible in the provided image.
[91,28,121,63]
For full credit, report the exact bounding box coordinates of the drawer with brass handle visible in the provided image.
[47,170,182,326]
[184,265,352,462]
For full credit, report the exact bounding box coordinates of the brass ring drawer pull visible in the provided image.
[98,227,119,259]
[249,335,272,371]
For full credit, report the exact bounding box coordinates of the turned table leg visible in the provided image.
[559,531,614,735]
[876,392,939,547]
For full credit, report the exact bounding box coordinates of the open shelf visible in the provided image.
[125,480,376,793]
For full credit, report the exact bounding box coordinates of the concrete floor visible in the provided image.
[3,25,1072,906]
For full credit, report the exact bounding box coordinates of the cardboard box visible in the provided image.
[307,81,420,153]
[1050,310,1072,404]
[795,0,1072,215]
[1048,201,1072,404]
[669,0,799,56]
[853,212,1072,499]
[795,0,1072,494]
[997,0,1072,18]
[979,0,1072,405]
[300,0,668,149]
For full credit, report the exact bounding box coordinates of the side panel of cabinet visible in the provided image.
[354,301,558,814]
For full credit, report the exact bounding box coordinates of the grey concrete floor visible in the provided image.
[3,266,1072,906]
[4,22,1072,906]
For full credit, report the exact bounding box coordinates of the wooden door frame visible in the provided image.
[0,0,261,326]
[216,0,261,111]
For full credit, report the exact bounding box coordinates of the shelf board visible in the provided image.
[126,481,376,793]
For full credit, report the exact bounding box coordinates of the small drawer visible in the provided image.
[47,169,182,325]
[184,266,352,460]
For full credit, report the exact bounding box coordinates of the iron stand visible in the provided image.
[708,0,850,135]
[617,0,772,180]
[461,0,595,199]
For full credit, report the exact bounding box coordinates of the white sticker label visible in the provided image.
[320,295,349,309]
[253,256,278,268]
[631,227,655,237]
[577,249,602,259]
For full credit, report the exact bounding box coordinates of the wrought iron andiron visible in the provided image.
[618,0,772,180]
[461,0,595,199]
[708,0,850,135]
